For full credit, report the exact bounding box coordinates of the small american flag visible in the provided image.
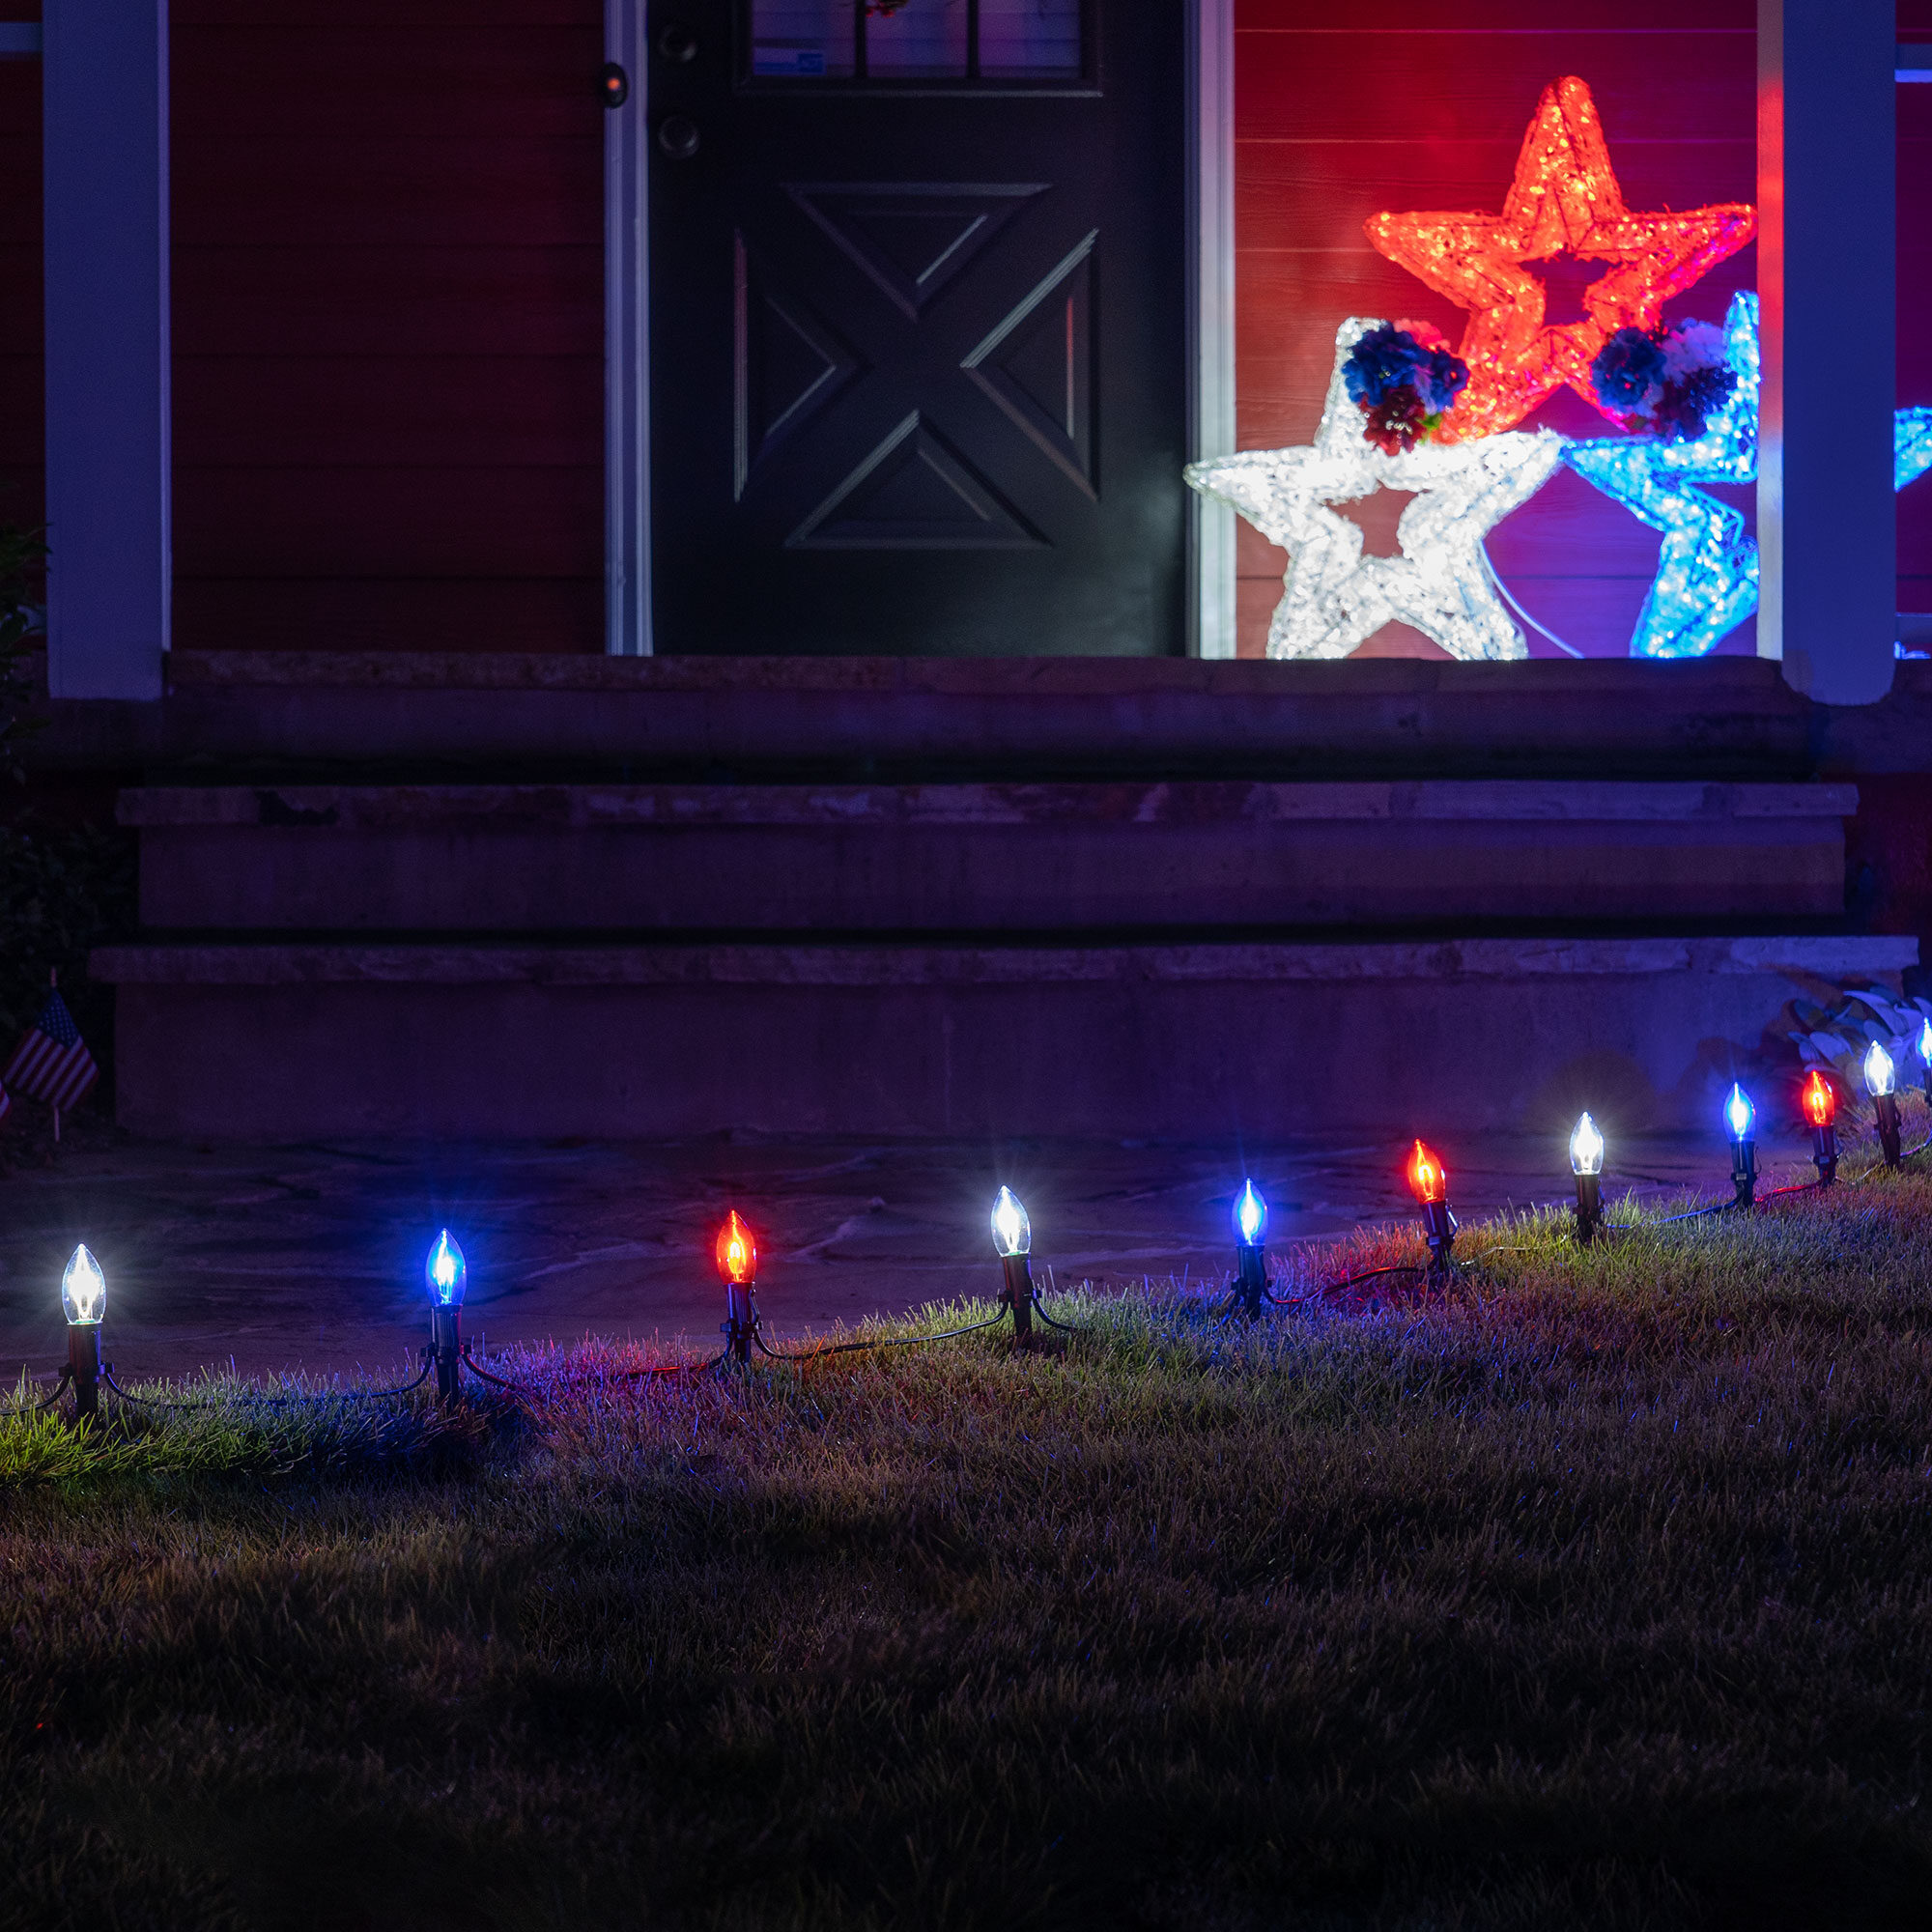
[5,988,99,1110]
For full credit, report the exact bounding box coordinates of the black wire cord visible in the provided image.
[1263,1262,1426,1307]
[1647,1199,1738,1226]
[2,1369,73,1414]
[1030,1301,1089,1336]
[753,1306,1012,1364]
[98,1358,435,1413]
[614,1352,727,1380]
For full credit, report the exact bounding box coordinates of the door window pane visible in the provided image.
[748,0,1080,82]
[865,0,967,78]
[751,0,857,76]
[977,0,1080,77]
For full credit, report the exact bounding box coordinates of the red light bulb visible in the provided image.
[715,1209,756,1286]
[1406,1140,1447,1207]
[1802,1069,1836,1129]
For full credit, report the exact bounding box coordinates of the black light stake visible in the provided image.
[1405,1141,1456,1277]
[425,1229,468,1406]
[1920,1017,1932,1110]
[1802,1069,1839,1185]
[992,1186,1035,1343]
[716,1210,758,1365]
[1568,1114,1604,1244]
[1865,1040,1902,1169]
[1723,1082,1758,1208]
[61,1243,106,1420]
[1233,1180,1269,1317]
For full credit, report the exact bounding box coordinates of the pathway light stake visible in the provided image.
[992,1186,1035,1343]
[1920,1017,1932,1108]
[61,1243,106,1420]
[715,1210,758,1364]
[1724,1083,1758,1208]
[1234,1180,1269,1317]
[425,1229,468,1405]
[1568,1114,1604,1244]
[1405,1141,1456,1277]
[1865,1039,1902,1168]
[1802,1069,1838,1185]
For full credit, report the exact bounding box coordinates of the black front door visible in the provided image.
[647,0,1186,656]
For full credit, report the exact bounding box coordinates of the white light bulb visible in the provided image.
[1724,1084,1755,1143]
[1236,1181,1267,1247]
[990,1186,1031,1259]
[1569,1113,1605,1178]
[1864,1039,1896,1098]
[61,1243,106,1325]
[1918,1016,1931,1065]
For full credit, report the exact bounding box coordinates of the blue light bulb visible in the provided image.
[1723,1084,1755,1143]
[425,1229,467,1308]
[1898,407,1932,494]
[1235,1180,1267,1247]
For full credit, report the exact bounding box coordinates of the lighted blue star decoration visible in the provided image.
[1561,291,1759,661]
[1900,408,1932,493]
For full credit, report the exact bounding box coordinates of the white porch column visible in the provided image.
[43,0,171,700]
[1757,0,1895,703]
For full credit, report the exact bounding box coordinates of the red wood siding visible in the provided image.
[171,0,605,652]
[1235,0,1766,660]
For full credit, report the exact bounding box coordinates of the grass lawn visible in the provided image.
[6,1171,1932,1931]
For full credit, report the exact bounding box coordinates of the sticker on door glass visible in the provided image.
[978,0,1080,77]
[865,0,968,78]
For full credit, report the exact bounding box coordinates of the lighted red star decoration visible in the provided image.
[1365,75,1754,440]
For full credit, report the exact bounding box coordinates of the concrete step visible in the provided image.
[34,650,1845,783]
[92,932,1918,1139]
[120,779,1858,931]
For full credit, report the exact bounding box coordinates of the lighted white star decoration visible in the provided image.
[1185,319,1568,661]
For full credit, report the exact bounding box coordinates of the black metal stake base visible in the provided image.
[1420,1200,1456,1278]
[723,1281,756,1365]
[1813,1123,1838,1186]
[67,1322,101,1421]
[1235,1242,1267,1317]
[1730,1137,1757,1208]
[1877,1093,1902,1169]
[1001,1255,1035,1343]
[430,1305,463,1406]
[1573,1175,1601,1246]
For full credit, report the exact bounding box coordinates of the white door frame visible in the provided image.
[604,0,651,657]
[1187,0,1237,659]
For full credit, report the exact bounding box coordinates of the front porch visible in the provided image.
[28,650,1921,1141]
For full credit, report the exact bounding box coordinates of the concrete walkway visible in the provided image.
[0,1122,1803,1387]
